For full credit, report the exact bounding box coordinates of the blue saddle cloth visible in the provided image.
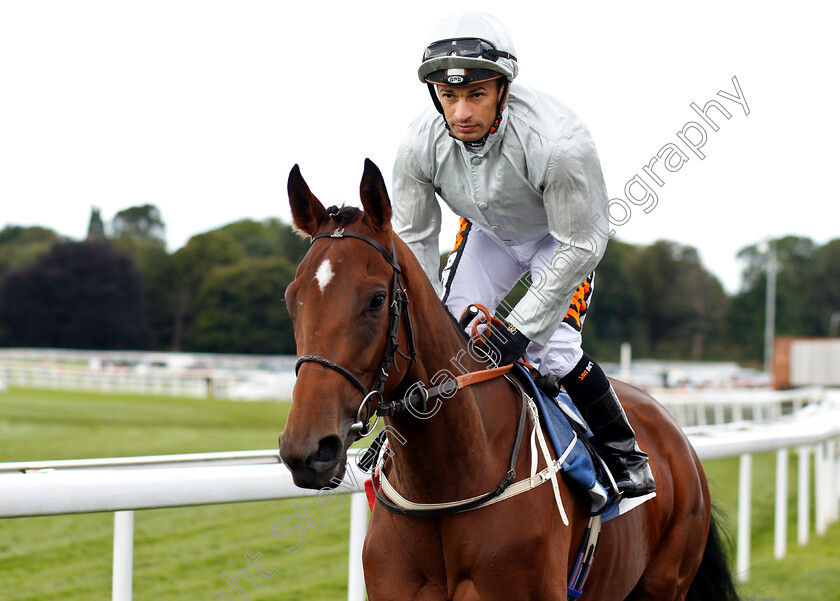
[512,364,629,520]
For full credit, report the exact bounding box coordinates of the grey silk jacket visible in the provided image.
[391,83,610,346]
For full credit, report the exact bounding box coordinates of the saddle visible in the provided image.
[511,363,656,521]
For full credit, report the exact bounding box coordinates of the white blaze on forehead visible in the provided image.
[314,258,335,293]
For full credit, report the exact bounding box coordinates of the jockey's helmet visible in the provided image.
[418,12,518,86]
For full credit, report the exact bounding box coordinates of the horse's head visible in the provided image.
[279,159,412,489]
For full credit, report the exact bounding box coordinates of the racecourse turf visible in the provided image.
[0,387,838,600]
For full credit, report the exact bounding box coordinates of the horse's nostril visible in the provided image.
[310,435,342,467]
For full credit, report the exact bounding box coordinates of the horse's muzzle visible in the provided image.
[279,433,347,490]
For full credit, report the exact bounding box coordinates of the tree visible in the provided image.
[810,239,840,335]
[0,225,60,276]
[582,239,646,360]
[670,250,728,360]
[218,218,309,263]
[619,240,728,360]
[113,237,179,349]
[170,231,244,351]
[86,207,106,241]
[0,241,152,349]
[729,236,819,362]
[186,257,298,354]
[112,204,166,245]
[165,220,309,353]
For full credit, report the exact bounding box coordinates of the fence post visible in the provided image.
[798,445,810,546]
[347,493,368,601]
[714,404,725,425]
[828,439,838,524]
[816,443,827,536]
[112,510,135,601]
[774,448,788,559]
[836,441,840,522]
[696,404,707,427]
[737,453,752,582]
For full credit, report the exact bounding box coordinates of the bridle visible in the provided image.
[293,220,535,519]
[294,224,417,439]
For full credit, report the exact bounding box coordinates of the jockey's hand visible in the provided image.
[481,321,530,366]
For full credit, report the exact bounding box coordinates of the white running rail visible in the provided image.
[2,398,840,597]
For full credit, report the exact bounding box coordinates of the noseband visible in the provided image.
[294,225,417,439]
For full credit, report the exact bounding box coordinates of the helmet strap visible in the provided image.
[486,112,503,137]
[486,79,509,136]
[427,83,449,128]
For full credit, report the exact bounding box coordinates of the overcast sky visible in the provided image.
[1,1,837,293]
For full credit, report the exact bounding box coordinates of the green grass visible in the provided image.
[1,387,839,600]
[0,387,291,460]
[0,388,350,601]
[703,451,840,601]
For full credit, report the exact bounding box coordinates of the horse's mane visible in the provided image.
[325,205,362,226]
[442,302,471,342]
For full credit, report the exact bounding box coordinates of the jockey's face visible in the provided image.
[436,79,505,142]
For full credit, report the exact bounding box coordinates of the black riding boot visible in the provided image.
[559,353,655,499]
[580,386,656,498]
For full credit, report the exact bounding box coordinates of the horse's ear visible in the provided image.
[288,164,328,237]
[359,158,392,231]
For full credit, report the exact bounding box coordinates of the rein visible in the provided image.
[294,225,416,438]
[377,363,513,416]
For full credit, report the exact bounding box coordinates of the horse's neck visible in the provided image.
[383,255,519,501]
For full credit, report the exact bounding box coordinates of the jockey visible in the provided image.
[391,11,655,498]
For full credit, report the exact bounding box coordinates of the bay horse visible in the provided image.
[279,159,740,601]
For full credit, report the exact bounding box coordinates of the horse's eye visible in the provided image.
[368,292,387,311]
